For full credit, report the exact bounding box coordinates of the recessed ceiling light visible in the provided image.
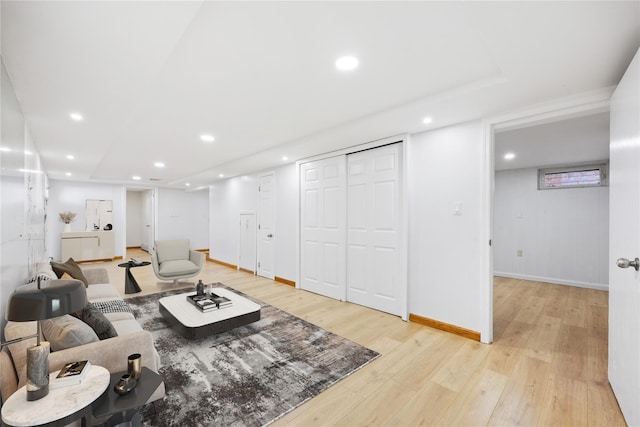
[66,154,75,160]
[65,172,72,176]
[154,162,165,168]
[282,156,288,161]
[504,153,516,160]
[200,134,215,143]
[219,173,224,178]
[0,147,10,152]
[185,182,191,187]
[132,176,141,181]
[423,116,433,124]
[335,56,359,71]
[70,112,83,122]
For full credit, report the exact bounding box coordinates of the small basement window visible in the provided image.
[538,163,608,190]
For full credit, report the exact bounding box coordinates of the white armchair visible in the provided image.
[151,239,205,285]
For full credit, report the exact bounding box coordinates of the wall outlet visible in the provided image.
[517,249,523,257]
[452,202,462,216]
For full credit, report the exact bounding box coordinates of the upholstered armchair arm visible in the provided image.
[151,250,160,275]
[189,250,205,268]
[0,347,18,403]
[47,330,160,375]
[47,331,165,403]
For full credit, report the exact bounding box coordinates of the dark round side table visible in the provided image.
[117,261,151,294]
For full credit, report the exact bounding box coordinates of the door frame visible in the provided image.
[296,134,410,320]
[481,88,613,344]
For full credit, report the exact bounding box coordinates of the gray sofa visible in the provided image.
[0,264,165,405]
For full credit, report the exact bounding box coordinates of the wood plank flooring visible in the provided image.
[87,250,626,426]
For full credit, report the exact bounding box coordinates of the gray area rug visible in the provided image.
[125,285,380,427]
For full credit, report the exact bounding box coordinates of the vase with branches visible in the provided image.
[59,211,77,232]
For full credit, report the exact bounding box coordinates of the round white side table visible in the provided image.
[1,364,110,427]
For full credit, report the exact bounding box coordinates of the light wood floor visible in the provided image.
[88,249,626,426]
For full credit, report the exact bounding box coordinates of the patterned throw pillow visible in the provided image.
[50,258,89,287]
[91,299,133,314]
[72,302,118,340]
[27,274,52,286]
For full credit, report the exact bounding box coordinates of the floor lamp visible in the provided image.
[5,279,87,401]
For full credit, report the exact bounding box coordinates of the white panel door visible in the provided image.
[239,212,256,273]
[347,143,403,316]
[609,48,640,427]
[141,189,154,253]
[257,173,275,280]
[299,156,347,300]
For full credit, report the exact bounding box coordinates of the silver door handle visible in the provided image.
[267,234,273,238]
[616,257,640,271]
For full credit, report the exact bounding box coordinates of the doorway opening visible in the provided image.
[126,188,156,254]
[484,92,612,344]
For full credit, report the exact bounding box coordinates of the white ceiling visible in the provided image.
[1,1,638,189]
[495,111,610,171]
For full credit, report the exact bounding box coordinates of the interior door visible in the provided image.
[347,143,403,316]
[141,189,154,252]
[299,156,347,300]
[609,47,640,427]
[239,212,256,273]
[257,172,276,280]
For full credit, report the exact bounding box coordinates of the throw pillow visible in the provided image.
[72,302,118,340]
[41,315,99,351]
[50,258,89,287]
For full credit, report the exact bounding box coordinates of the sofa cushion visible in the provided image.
[82,268,110,286]
[72,303,118,340]
[158,259,200,277]
[155,239,190,264]
[86,283,122,300]
[41,315,99,351]
[104,311,136,322]
[50,258,89,287]
[111,318,144,335]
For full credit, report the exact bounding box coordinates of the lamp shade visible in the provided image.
[7,279,87,322]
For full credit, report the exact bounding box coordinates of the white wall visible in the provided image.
[494,167,609,289]
[408,120,486,333]
[209,163,297,281]
[209,175,258,265]
[156,188,209,250]
[126,191,143,247]
[47,181,126,260]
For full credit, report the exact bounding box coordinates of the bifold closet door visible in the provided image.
[299,156,347,300]
[347,143,403,316]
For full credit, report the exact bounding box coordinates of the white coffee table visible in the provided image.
[1,364,110,427]
[159,288,261,339]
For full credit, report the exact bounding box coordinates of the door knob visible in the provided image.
[616,257,640,271]
[267,234,273,238]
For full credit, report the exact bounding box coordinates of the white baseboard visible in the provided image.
[493,271,609,291]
